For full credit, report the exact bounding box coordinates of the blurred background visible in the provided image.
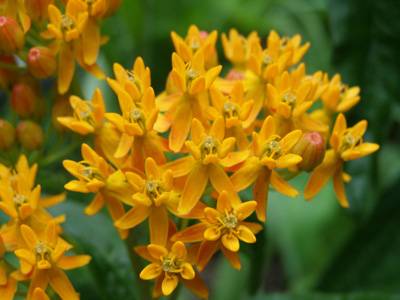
[34,0,400,299]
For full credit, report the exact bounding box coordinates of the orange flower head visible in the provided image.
[171,25,218,66]
[57,88,105,135]
[140,242,196,296]
[107,57,151,102]
[43,3,88,42]
[221,28,260,69]
[75,0,107,19]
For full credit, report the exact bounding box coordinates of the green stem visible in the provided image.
[125,230,152,300]
[38,136,81,166]
[0,61,28,71]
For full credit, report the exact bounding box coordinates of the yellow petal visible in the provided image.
[170,223,208,243]
[180,262,195,280]
[84,193,104,216]
[332,164,349,207]
[204,226,221,241]
[221,234,240,252]
[234,201,257,221]
[15,249,36,265]
[237,225,257,243]
[58,44,75,95]
[82,18,99,65]
[114,205,151,230]
[140,263,162,280]
[169,100,192,153]
[147,244,168,260]
[270,170,299,197]
[171,241,187,259]
[162,274,179,296]
[115,133,133,158]
[32,288,50,300]
[208,164,241,207]
[276,153,302,169]
[216,190,231,212]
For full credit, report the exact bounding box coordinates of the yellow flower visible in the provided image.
[105,86,169,170]
[14,222,91,300]
[0,0,31,33]
[0,235,17,300]
[114,157,206,246]
[107,57,152,102]
[206,81,254,150]
[172,191,262,271]
[137,241,209,298]
[171,24,218,67]
[304,113,379,206]
[57,88,105,135]
[173,116,249,215]
[221,28,260,70]
[230,116,302,221]
[63,144,133,238]
[156,49,222,153]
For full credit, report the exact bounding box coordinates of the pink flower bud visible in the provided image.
[0,17,25,54]
[27,47,57,79]
[292,132,326,172]
[17,121,44,150]
[0,119,16,150]
[11,83,38,119]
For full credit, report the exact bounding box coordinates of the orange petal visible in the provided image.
[82,18,99,65]
[27,269,48,300]
[170,223,208,243]
[115,133,133,158]
[113,205,151,230]
[169,100,192,153]
[149,207,169,246]
[220,244,241,270]
[32,288,50,300]
[208,164,241,207]
[57,255,91,270]
[58,44,75,95]
[221,234,239,252]
[84,193,104,216]
[196,240,220,272]
[237,225,256,243]
[179,162,208,215]
[235,201,257,221]
[180,262,195,280]
[332,163,349,207]
[253,168,271,222]
[171,241,187,259]
[179,271,209,299]
[270,170,299,197]
[229,157,260,191]
[48,267,78,300]
[216,190,231,212]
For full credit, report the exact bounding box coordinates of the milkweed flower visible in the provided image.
[304,113,379,206]
[172,191,262,271]
[14,222,91,300]
[136,241,209,298]
[63,143,133,238]
[230,116,302,221]
[0,236,17,300]
[114,157,206,245]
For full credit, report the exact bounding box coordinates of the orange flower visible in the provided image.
[0,235,17,300]
[230,116,302,221]
[137,241,208,298]
[114,157,206,246]
[63,144,133,238]
[171,25,218,67]
[206,81,254,150]
[156,49,222,153]
[304,113,379,206]
[172,191,262,271]
[14,222,91,300]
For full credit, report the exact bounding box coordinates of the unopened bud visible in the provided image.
[25,0,54,21]
[292,132,326,172]
[52,98,72,133]
[225,70,245,81]
[0,119,16,150]
[27,47,57,79]
[0,54,18,90]
[0,17,25,54]
[11,83,38,119]
[17,121,44,150]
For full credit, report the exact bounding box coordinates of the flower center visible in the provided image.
[281,93,296,107]
[61,16,75,33]
[82,168,102,181]
[261,139,282,160]
[13,194,28,207]
[340,134,356,153]
[222,213,238,229]
[145,180,163,201]
[200,136,218,159]
[222,102,239,119]
[35,242,52,264]
[162,255,180,273]
[130,108,146,132]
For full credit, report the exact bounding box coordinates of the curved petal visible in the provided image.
[149,207,169,246]
[57,255,91,270]
[170,223,208,243]
[237,225,257,243]
[221,234,240,252]
[270,170,299,197]
[169,100,193,153]
[162,274,179,296]
[220,244,241,270]
[196,240,220,272]
[209,164,241,207]
[48,267,78,300]
[140,263,162,280]
[253,168,271,222]
[332,163,349,207]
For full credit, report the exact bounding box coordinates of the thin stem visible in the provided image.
[38,135,81,166]
[125,230,152,300]
[0,61,28,71]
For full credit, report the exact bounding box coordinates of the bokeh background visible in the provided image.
[14,0,400,299]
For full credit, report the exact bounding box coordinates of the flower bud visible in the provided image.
[25,0,54,21]
[0,17,25,54]
[292,132,326,172]
[27,47,57,78]
[225,70,245,81]
[17,121,44,150]
[0,119,16,150]
[11,83,38,119]
[0,54,18,90]
[52,98,72,133]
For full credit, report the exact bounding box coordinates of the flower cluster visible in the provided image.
[0,2,379,297]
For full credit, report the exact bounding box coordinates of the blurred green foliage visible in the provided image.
[30,0,400,299]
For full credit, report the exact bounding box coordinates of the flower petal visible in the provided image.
[57,255,91,270]
[221,234,240,252]
[140,263,162,280]
[332,163,349,207]
[48,267,79,300]
[220,244,241,270]
[237,225,257,243]
[196,240,220,272]
[162,274,179,296]
[113,205,151,230]
[169,100,193,153]
[270,170,299,197]
[149,206,169,246]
